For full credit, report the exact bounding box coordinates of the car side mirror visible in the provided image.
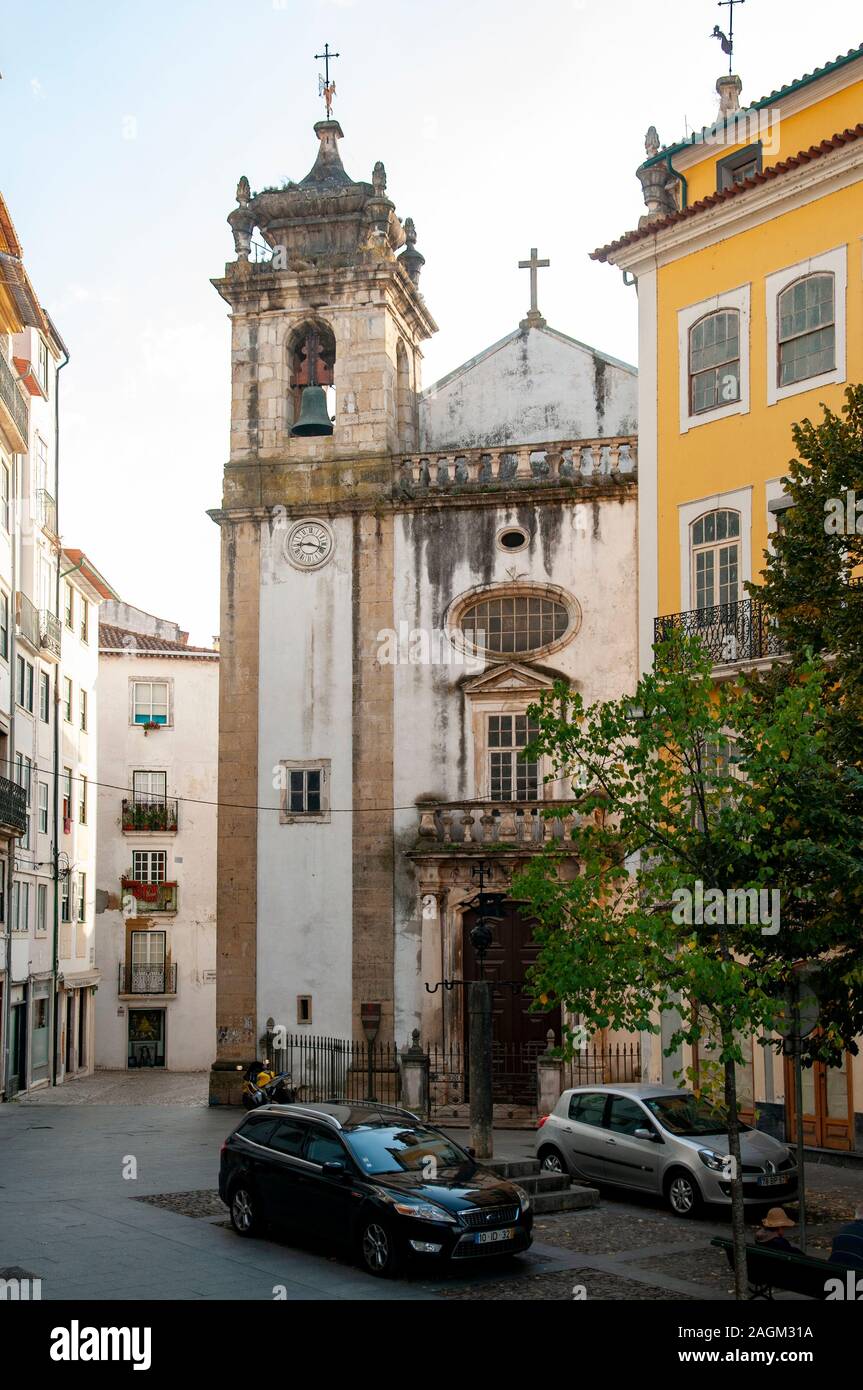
[634,1127,659,1142]
[322,1160,348,1178]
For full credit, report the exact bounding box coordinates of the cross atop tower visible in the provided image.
[712,0,745,75]
[316,42,340,117]
[518,247,550,329]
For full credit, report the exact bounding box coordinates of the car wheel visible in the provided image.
[230,1183,262,1237]
[665,1168,703,1218]
[538,1146,570,1176]
[359,1219,400,1278]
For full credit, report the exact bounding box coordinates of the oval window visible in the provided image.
[460,594,570,656]
[498,527,528,551]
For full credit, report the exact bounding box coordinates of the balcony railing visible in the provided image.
[40,609,61,658]
[16,591,40,650]
[654,597,788,666]
[0,346,28,452]
[37,489,57,537]
[121,879,179,914]
[414,799,581,849]
[0,774,27,836]
[397,436,637,495]
[122,797,179,833]
[118,962,178,995]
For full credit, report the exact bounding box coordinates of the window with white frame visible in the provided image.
[132,850,167,883]
[0,590,8,660]
[691,510,741,610]
[64,581,74,629]
[80,688,88,732]
[80,598,89,643]
[133,770,167,806]
[777,273,835,387]
[37,337,49,394]
[38,781,48,835]
[766,247,847,405]
[62,767,72,822]
[132,681,169,726]
[36,878,47,934]
[39,670,50,722]
[488,714,540,801]
[77,872,86,922]
[689,309,741,414]
[678,285,749,432]
[63,676,72,722]
[61,876,70,923]
[1,462,9,532]
[79,775,87,825]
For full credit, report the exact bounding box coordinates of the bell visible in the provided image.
[291,385,333,437]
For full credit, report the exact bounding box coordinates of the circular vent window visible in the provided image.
[460,592,572,656]
[498,527,529,552]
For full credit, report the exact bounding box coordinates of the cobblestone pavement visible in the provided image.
[16,1070,209,1106]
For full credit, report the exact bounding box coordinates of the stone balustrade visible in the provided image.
[415,799,579,849]
[397,437,637,493]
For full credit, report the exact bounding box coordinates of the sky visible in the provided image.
[1,0,858,643]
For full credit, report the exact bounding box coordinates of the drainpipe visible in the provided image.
[665,152,688,210]
[50,347,69,1087]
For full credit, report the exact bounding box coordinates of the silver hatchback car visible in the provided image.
[536,1083,798,1217]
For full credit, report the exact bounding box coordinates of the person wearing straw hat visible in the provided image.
[755,1207,801,1253]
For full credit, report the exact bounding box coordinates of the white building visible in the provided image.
[1,188,115,1097]
[209,116,639,1102]
[95,603,218,1072]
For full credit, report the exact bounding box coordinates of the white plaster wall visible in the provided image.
[419,326,638,451]
[391,496,639,1042]
[256,514,354,1042]
[95,648,218,1070]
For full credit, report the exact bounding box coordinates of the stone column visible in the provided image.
[400,1029,429,1118]
[537,1029,564,1119]
[209,517,261,1105]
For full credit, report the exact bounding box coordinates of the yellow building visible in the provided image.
[593,46,863,1151]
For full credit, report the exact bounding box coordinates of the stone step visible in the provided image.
[484,1158,543,1179]
[531,1185,599,1214]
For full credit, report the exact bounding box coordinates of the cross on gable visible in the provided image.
[518,247,550,329]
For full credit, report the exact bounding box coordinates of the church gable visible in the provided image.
[461,662,560,696]
[419,324,638,451]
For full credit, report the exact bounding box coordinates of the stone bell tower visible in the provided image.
[209,116,437,1098]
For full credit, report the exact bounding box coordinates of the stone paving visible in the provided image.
[2,1090,862,1301]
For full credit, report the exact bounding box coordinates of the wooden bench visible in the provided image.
[711,1236,859,1300]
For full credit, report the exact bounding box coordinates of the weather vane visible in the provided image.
[712,0,745,75]
[315,42,340,118]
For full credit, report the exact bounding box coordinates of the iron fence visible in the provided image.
[269,1033,402,1107]
[563,1041,643,1088]
[0,774,27,835]
[119,962,178,995]
[122,796,179,832]
[40,609,61,657]
[0,345,28,445]
[654,597,787,665]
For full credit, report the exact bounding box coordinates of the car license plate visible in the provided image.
[474,1228,514,1245]
[758,1174,784,1186]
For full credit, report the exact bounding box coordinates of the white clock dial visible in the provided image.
[285,520,334,570]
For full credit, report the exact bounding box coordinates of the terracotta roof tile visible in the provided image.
[99,623,218,657]
[591,124,863,263]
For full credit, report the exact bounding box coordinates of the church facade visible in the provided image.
[208,115,639,1101]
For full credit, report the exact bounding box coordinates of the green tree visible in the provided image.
[514,635,857,1299]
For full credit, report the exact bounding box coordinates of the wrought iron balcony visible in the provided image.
[0,774,27,836]
[16,591,40,650]
[121,878,179,914]
[414,799,581,850]
[37,489,57,537]
[122,797,179,833]
[118,962,177,996]
[654,597,788,667]
[40,609,61,658]
[0,346,28,453]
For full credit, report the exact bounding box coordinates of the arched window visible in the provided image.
[396,339,416,450]
[691,509,740,610]
[777,273,835,387]
[689,309,740,414]
[287,321,336,427]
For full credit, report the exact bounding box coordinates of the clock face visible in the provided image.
[286,519,334,570]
